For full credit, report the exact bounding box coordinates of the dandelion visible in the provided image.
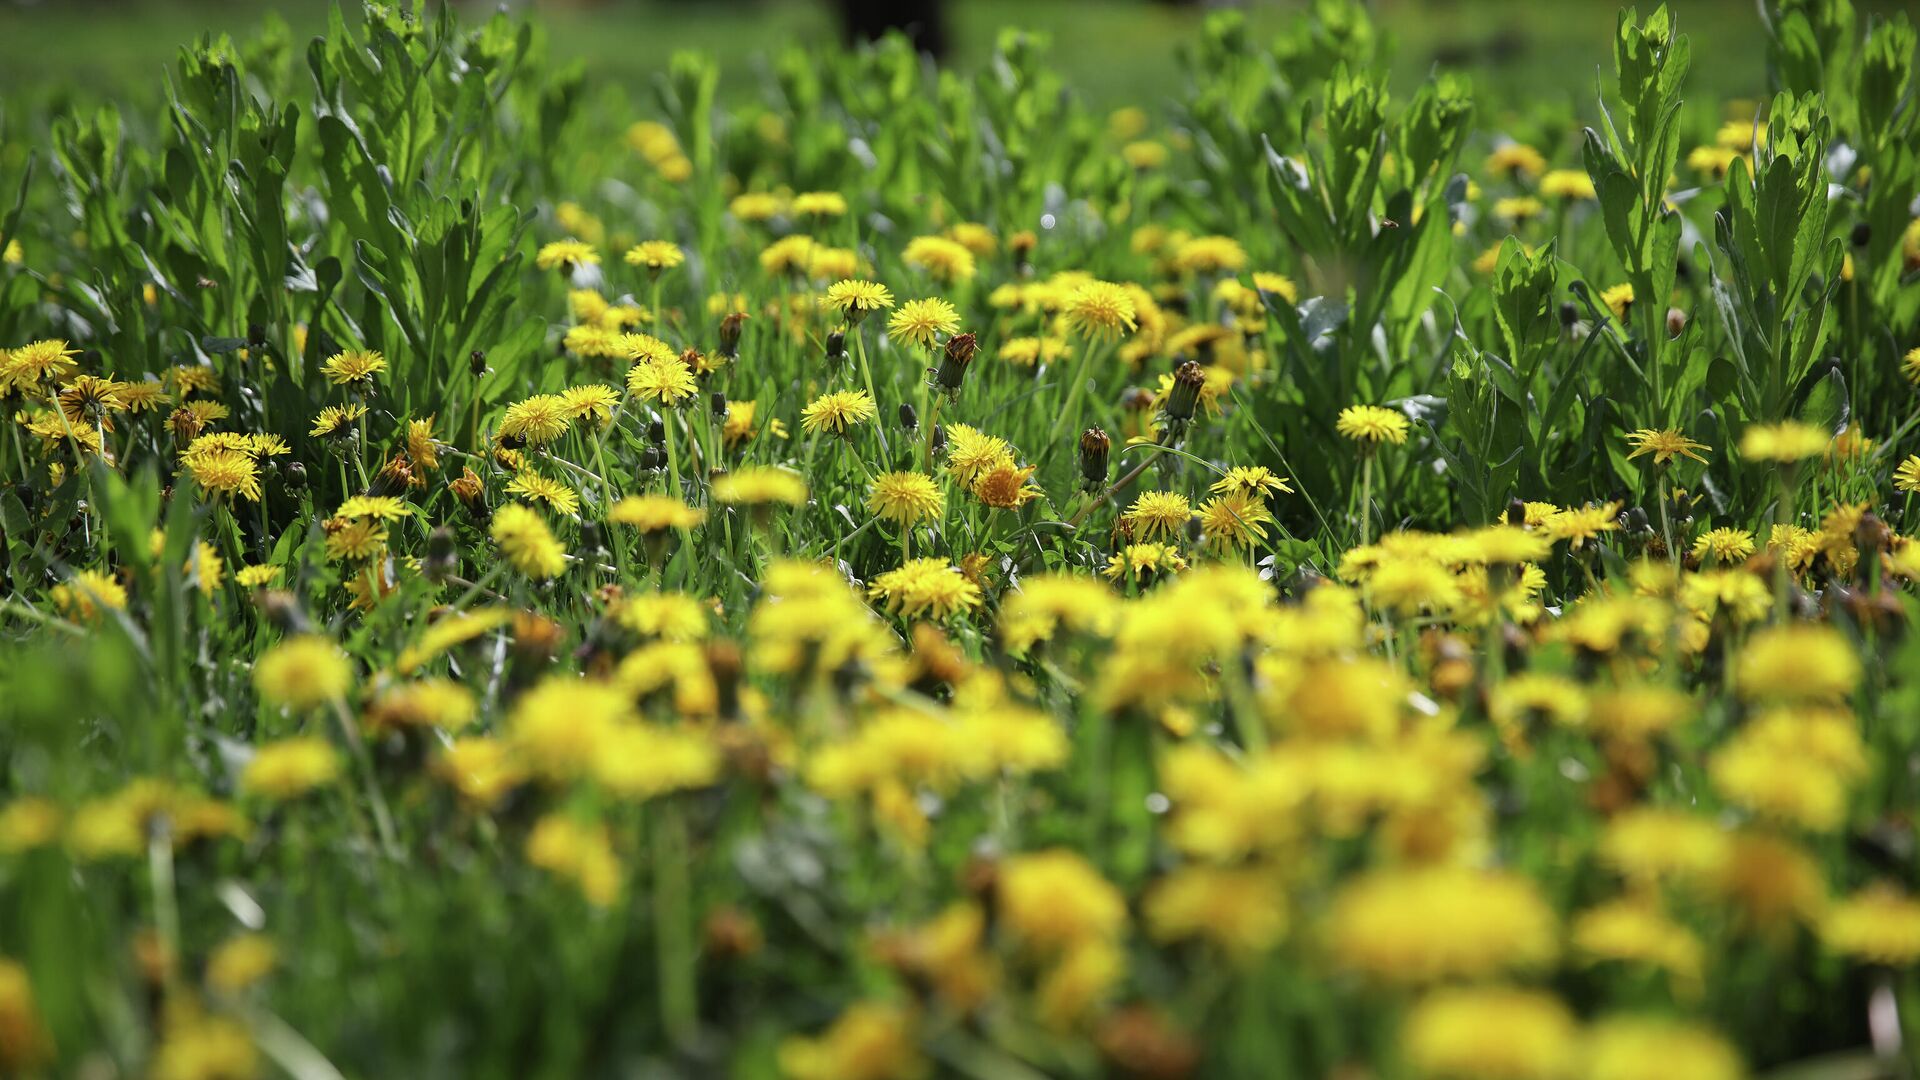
[1626,428,1711,466]
[1327,865,1558,983]
[241,737,343,800]
[790,191,848,217]
[183,448,262,502]
[1545,501,1622,550]
[902,235,976,283]
[1196,490,1272,552]
[2,339,80,386]
[867,471,943,525]
[1401,987,1576,1080]
[1823,888,1920,966]
[713,466,808,507]
[1172,235,1248,274]
[972,463,1041,510]
[623,240,684,274]
[1336,404,1410,445]
[1063,281,1138,340]
[507,471,580,515]
[309,403,367,438]
[50,568,127,623]
[626,354,699,407]
[887,297,960,350]
[1904,347,1920,384]
[1211,465,1292,500]
[868,558,983,620]
[1582,1018,1742,1080]
[490,503,568,580]
[535,238,599,272]
[320,349,386,388]
[610,494,705,532]
[1740,420,1829,462]
[1690,527,1755,564]
[56,375,128,425]
[1125,491,1192,540]
[824,279,894,322]
[944,423,1016,486]
[1486,142,1548,178]
[253,635,353,710]
[1888,454,1920,493]
[800,389,878,436]
[1539,169,1596,199]
[560,384,620,425]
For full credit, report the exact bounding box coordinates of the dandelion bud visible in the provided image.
[718,311,749,359]
[1850,222,1871,248]
[1504,497,1527,526]
[247,322,266,347]
[1559,300,1578,328]
[897,402,918,433]
[369,453,412,498]
[929,423,946,459]
[1666,307,1687,338]
[647,418,666,445]
[706,640,745,721]
[1079,426,1111,487]
[469,350,487,378]
[641,444,666,473]
[933,331,978,396]
[1855,511,1891,555]
[284,461,307,491]
[423,525,458,584]
[1165,361,1206,422]
[710,392,729,419]
[825,328,847,362]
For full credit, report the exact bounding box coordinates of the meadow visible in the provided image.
[2,0,1920,1077]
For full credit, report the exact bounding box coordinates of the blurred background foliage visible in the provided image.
[0,0,1912,112]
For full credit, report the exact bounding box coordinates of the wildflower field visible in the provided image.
[4,0,1920,1075]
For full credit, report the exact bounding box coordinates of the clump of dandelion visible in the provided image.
[1337,404,1410,546]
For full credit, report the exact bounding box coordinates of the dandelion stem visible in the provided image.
[654,801,697,1045]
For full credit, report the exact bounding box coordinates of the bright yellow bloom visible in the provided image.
[320,349,386,386]
[1336,404,1410,445]
[800,389,878,436]
[254,635,352,710]
[867,471,943,525]
[490,503,568,580]
[887,297,960,349]
[241,737,343,800]
[1626,427,1710,466]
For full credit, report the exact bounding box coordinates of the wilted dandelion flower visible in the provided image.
[887,297,960,350]
[902,235,976,283]
[241,737,343,800]
[56,375,128,425]
[253,634,352,710]
[824,279,894,322]
[867,471,943,525]
[490,503,568,580]
[868,558,982,620]
[1063,281,1138,340]
[535,239,599,272]
[1626,427,1711,466]
[320,349,386,388]
[1740,420,1829,462]
[1336,404,1410,446]
[800,389,877,436]
[713,466,808,507]
[623,240,684,274]
[626,355,699,407]
[972,463,1041,510]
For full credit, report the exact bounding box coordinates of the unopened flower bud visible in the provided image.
[933,332,978,396]
[898,402,918,433]
[1165,361,1206,422]
[647,419,666,445]
[1850,222,1871,248]
[1079,426,1111,487]
[710,391,729,419]
[719,311,749,358]
[929,423,946,459]
[826,328,846,362]
[284,461,307,491]
[469,350,487,377]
